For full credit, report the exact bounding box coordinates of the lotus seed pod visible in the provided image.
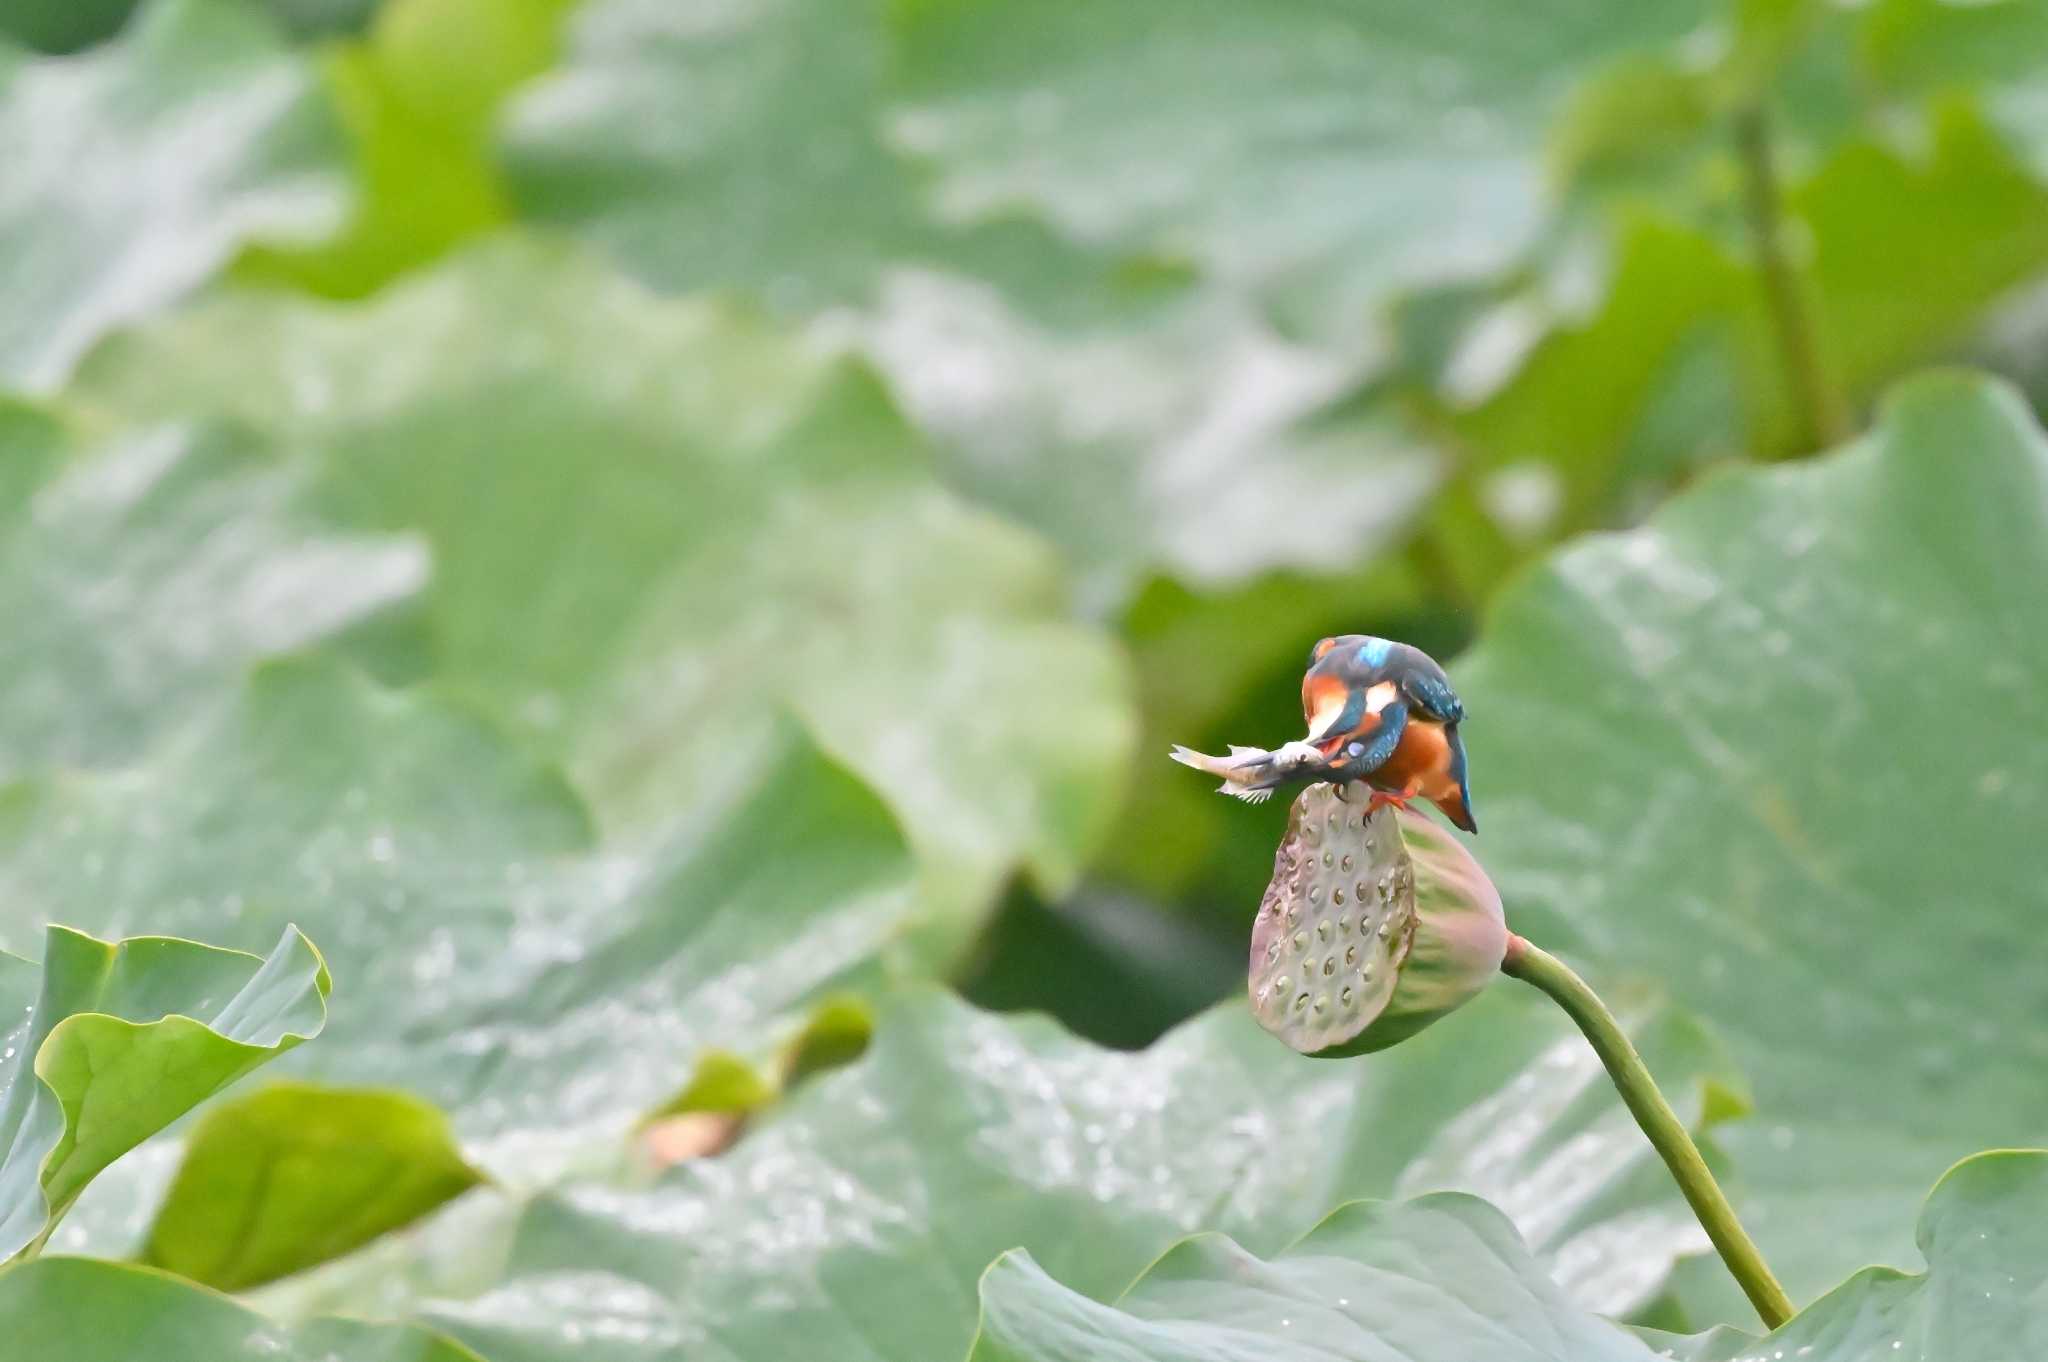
[1248,784,1505,1057]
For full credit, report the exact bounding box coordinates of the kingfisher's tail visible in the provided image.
[1442,724,1477,833]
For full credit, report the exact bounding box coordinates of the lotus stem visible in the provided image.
[1734,103,1849,452]
[1501,933,1794,1329]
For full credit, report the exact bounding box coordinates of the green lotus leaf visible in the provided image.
[0,1255,477,1361]
[1,239,1116,1271]
[967,1149,2048,1362]
[481,0,1712,601]
[0,411,423,779]
[499,0,1120,320]
[1658,1149,2048,1361]
[274,986,1741,1359]
[969,1195,1663,1362]
[1455,372,2048,1306]
[72,240,1136,922]
[855,282,1444,600]
[1453,66,2048,516]
[1856,0,2048,179]
[241,0,580,296]
[0,924,328,1262]
[0,657,916,1174]
[0,0,348,390]
[141,1082,483,1292]
[892,0,1705,343]
[1,0,377,53]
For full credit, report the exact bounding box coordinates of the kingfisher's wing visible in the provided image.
[1397,659,1465,724]
[1340,700,1407,773]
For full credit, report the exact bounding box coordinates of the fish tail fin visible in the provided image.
[1168,744,1227,776]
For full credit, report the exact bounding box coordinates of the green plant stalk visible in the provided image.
[1500,934,1794,1329]
[1734,104,1850,452]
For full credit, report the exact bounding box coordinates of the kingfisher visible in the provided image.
[1171,634,1476,833]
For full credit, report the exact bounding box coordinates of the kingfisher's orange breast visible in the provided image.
[1371,717,1456,800]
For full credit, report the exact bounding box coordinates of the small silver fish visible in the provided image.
[1168,740,1330,803]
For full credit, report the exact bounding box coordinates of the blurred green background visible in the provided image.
[3,0,2047,1357]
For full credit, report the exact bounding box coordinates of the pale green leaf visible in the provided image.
[970,1196,1663,1362]
[970,1149,2048,1362]
[1663,1150,2048,1361]
[0,1255,477,1361]
[0,0,348,390]
[312,987,1743,1361]
[855,283,1442,600]
[0,924,328,1261]
[141,1082,483,1292]
[0,657,916,1173]
[1455,373,2048,1304]
[0,0,377,53]
[1448,9,2048,515]
[72,241,1137,914]
[0,412,423,778]
[894,0,1710,341]
[500,0,1118,321]
[240,0,580,296]
[1861,0,2048,179]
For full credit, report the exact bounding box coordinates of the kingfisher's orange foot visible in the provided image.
[1364,790,1411,815]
